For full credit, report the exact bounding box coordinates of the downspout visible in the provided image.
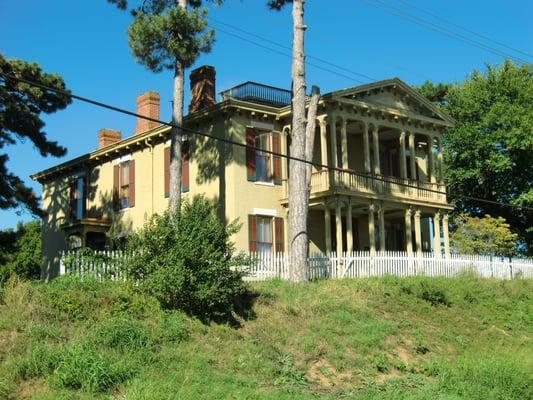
[145,139,154,215]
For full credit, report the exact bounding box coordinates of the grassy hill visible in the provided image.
[0,275,531,399]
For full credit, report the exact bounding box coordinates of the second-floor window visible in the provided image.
[120,161,130,209]
[255,133,271,182]
[113,159,135,210]
[246,127,282,184]
[69,176,85,220]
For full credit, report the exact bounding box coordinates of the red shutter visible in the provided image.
[275,217,284,253]
[164,147,170,197]
[129,160,135,207]
[246,127,256,181]
[272,132,282,184]
[248,215,257,252]
[113,165,120,211]
[69,180,77,220]
[182,141,190,192]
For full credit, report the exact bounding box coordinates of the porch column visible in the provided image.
[330,116,338,168]
[404,208,413,253]
[378,202,386,251]
[372,124,381,175]
[319,117,328,168]
[346,199,353,253]
[336,200,343,256]
[363,122,371,173]
[437,137,444,184]
[428,135,436,183]
[399,131,407,179]
[324,205,332,254]
[408,132,416,180]
[368,202,376,254]
[341,117,348,169]
[442,213,450,258]
[433,211,442,258]
[414,208,422,254]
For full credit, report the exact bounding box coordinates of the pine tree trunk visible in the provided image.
[305,88,320,185]
[288,0,308,283]
[168,0,187,214]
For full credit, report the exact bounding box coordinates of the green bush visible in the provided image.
[0,221,41,284]
[124,196,247,322]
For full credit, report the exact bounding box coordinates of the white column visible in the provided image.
[442,213,450,258]
[409,132,416,180]
[378,203,386,251]
[319,117,328,169]
[437,137,444,184]
[363,122,371,173]
[346,199,353,253]
[372,125,381,175]
[341,117,348,169]
[324,205,332,254]
[414,208,422,254]
[405,208,413,253]
[336,201,343,256]
[399,131,407,179]
[428,135,436,183]
[330,116,338,168]
[368,202,376,254]
[433,211,442,258]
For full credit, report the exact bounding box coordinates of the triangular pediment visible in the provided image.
[326,78,454,125]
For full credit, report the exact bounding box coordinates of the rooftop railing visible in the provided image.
[220,81,292,107]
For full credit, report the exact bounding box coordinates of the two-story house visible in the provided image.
[32,65,455,278]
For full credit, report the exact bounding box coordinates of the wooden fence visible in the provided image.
[59,250,533,282]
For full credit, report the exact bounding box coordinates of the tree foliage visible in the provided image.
[450,214,518,257]
[0,54,71,216]
[0,220,42,284]
[416,61,533,254]
[124,196,247,322]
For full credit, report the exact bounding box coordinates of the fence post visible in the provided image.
[509,257,513,280]
[59,251,65,275]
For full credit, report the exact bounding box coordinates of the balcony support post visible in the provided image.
[414,208,422,254]
[372,124,381,175]
[330,116,338,168]
[442,213,450,258]
[368,202,376,255]
[318,116,328,169]
[346,198,353,253]
[437,136,444,184]
[336,200,343,256]
[363,122,371,173]
[378,202,386,251]
[409,132,416,180]
[428,135,436,183]
[399,131,407,179]
[433,211,442,258]
[324,205,332,254]
[341,117,348,170]
[405,208,413,253]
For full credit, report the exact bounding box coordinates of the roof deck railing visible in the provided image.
[220,81,292,107]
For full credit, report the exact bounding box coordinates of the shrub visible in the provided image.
[0,221,41,284]
[124,196,247,322]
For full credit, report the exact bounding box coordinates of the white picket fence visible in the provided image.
[59,250,533,281]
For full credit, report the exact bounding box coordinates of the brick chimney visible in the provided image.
[98,129,121,149]
[189,65,216,114]
[135,91,160,134]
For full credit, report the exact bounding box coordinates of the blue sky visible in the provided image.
[1,0,532,229]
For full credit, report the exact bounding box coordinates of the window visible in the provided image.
[120,161,130,209]
[257,216,273,253]
[248,214,284,253]
[255,133,271,182]
[69,176,85,220]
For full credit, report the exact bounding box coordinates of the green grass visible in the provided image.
[0,274,531,399]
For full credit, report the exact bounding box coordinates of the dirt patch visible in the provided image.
[11,379,48,399]
[307,359,352,388]
[489,325,510,336]
[375,368,400,383]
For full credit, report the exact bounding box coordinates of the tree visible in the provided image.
[268,0,320,283]
[415,61,533,254]
[108,0,217,213]
[0,54,71,216]
[450,214,518,257]
[0,221,42,283]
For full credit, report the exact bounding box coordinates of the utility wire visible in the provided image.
[396,0,533,59]
[2,71,531,212]
[360,0,530,64]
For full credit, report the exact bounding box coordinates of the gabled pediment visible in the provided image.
[326,78,454,126]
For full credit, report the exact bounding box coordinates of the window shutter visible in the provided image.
[182,141,190,192]
[272,132,282,184]
[113,164,120,211]
[69,180,77,220]
[82,174,88,217]
[275,217,284,253]
[164,147,170,197]
[246,127,256,181]
[129,160,135,207]
[248,214,257,252]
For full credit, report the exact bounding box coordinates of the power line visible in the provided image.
[396,0,533,59]
[360,0,531,65]
[2,71,531,212]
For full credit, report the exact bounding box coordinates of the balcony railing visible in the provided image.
[296,169,447,204]
[220,82,292,107]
